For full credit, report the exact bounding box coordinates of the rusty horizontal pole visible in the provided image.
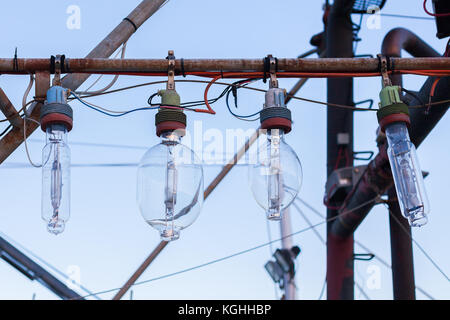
[0,57,449,75]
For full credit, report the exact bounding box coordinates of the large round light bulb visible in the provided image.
[249,129,302,220]
[137,131,203,241]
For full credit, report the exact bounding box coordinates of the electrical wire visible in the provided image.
[0,94,36,125]
[23,116,42,168]
[75,42,128,95]
[379,13,434,21]
[67,77,450,115]
[386,205,450,283]
[73,197,379,299]
[317,277,327,300]
[0,230,100,299]
[293,200,371,300]
[265,219,279,299]
[0,123,12,137]
[147,78,234,110]
[22,74,34,110]
[225,79,261,121]
[71,92,159,117]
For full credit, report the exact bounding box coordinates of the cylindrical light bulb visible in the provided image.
[42,124,70,234]
[137,131,203,241]
[385,122,429,226]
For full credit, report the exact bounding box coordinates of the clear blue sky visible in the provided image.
[0,0,448,300]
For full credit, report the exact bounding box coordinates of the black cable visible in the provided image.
[73,197,378,300]
[225,79,261,119]
[0,113,24,137]
[147,79,249,111]
[0,123,12,137]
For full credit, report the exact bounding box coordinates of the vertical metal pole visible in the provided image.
[326,0,354,300]
[387,188,416,300]
[280,208,296,300]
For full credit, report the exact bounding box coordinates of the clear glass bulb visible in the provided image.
[249,129,302,220]
[42,124,70,235]
[385,122,429,227]
[137,131,203,241]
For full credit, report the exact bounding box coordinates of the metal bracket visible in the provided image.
[35,71,50,103]
[52,55,62,86]
[268,55,279,89]
[377,54,392,88]
[166,50,176,90]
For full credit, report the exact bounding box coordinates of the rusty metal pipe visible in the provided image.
[382,28,440,86]
[388,187,416,300]
[325,0,355,300]
[0,57,449,75]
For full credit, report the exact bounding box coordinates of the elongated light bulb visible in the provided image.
[40,85,72,235]
[42,124,70,234]
[385,122,429,226]
[249,85,302,221]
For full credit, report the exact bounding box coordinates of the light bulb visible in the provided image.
[385,122,429,227]
[249,83,302,221]
[137,131,203,241]
[249,128,302,220]
[42,124,70,234]
[40,85,73,235]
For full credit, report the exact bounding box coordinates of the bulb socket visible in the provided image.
[154,89,186,136]
[40,102,73,132]
[260,107,292,133]
[377,85,410,132]
[155,109,186,137]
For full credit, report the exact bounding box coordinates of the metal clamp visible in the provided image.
[52,55,63,86]
[377,54,391,88]
[268,55,278,88]
[166,50,176,90]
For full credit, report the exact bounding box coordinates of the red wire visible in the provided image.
[423,0,450,17]
[78,70,450,78]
